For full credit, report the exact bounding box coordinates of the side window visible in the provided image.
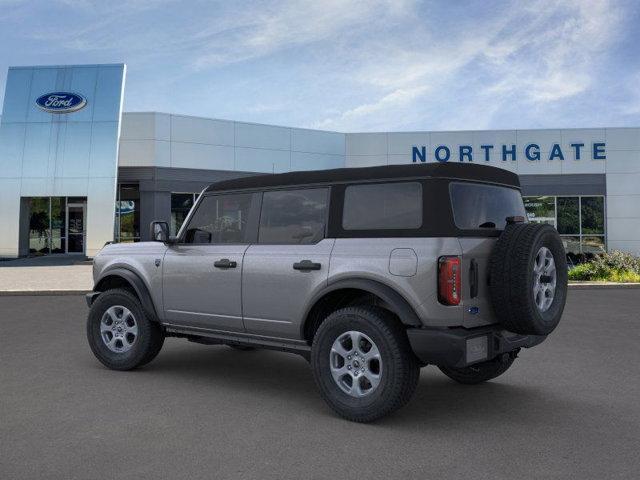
[342,182,422,230]
[259,188,329,244]
[183,193,253,244]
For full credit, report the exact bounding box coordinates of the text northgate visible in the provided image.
[411,142,606,163]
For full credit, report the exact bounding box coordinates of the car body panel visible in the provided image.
[242,239,335,339]
[162,243,249,332]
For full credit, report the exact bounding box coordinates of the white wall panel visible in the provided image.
[0,179,20,257]
[606,218,640,242]
[170,142,235,170]
[606,128,640,151]
[346,133,387,156]
[345,154,387,168]
[120,113,157,140]
[605,195,640,218]
[607,240,640,255]
[235,147,289,173]
[605,150,640,174]
[118,139,159,167]
[291,128,344,155]
[171,115,234,146]
[290,152,343,171]
[606,173,640,195]
[235,122,290,150]
[387,132,429,155]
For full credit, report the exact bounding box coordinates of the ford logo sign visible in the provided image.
[35,92,87,114]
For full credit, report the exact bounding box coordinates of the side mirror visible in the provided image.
[150,221,170,242]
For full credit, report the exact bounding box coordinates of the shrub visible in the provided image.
[568,250,640,282]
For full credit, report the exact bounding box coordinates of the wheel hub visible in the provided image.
[533,246,557,313]
[100,305,138,353]
[330,331,382,397]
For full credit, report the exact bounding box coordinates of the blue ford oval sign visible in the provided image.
[35,92,87,114]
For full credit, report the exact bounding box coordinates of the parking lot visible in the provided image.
[1,289,639,480]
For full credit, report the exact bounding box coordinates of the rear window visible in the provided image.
[343,182,422,230]
[450,182,525,230]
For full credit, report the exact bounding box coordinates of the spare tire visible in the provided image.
[489,222,568,335]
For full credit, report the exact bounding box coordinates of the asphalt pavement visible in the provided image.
[1,289,639,480]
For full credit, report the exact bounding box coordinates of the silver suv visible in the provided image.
[86,163,567,422]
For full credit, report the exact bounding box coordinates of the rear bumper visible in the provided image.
[407,325,546,368]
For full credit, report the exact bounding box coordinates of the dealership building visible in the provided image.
[1,63,639,258]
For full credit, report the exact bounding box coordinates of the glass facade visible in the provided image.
[524,196,606,254]
[171,193,199,236]
[114,184,140,242]
[27,197,86,255]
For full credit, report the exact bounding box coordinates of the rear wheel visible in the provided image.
[311,306,419,423]
[87,288,164,371]
[439,353,516,385]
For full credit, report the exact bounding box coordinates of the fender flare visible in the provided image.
[94,267,159,320]
[303,278,422,332]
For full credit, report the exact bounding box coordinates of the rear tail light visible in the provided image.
[438,256,461,306]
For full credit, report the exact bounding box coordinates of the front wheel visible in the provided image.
[311,307,419,423]
[86,288,164,371]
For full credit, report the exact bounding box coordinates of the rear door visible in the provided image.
[449,182,527,328]
[162,192,259,332]
[242,187,333,340]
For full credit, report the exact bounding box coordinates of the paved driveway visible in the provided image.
[1,290,638,480]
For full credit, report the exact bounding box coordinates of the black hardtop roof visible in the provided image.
[204,162,520,193]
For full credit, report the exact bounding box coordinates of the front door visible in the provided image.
[162,192,257,332]
[66,202,86,254]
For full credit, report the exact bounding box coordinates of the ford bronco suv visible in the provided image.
[86,163,567,422]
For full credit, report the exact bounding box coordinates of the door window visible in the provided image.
[183,193,253,244]
[259,188,329,244]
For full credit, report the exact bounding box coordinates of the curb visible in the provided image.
[568,282,640,290]
[0,290,90,296]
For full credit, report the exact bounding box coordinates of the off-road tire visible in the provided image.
[439,354,516,385]
[311,306,420,423]
[489,223,568,335]
[87,288,164,371]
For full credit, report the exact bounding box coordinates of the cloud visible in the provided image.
[314,0,625,131]
[0,0,633,131]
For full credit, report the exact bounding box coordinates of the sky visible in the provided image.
[0,0,639,132]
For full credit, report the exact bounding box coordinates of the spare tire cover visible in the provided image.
[489,223,568,335]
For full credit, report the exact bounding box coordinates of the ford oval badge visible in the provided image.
[35,92,87,114]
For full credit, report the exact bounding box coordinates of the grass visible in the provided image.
[568,264,640,283]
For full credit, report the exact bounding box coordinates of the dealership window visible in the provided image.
[114,184,140,243]
[171,193,199,236]
[524,196,605,254]
[26,196,86,255]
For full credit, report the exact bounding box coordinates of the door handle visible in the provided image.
[214,258,237,269]
[293,260,321,271]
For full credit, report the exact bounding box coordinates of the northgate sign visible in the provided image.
[412,142,606,163]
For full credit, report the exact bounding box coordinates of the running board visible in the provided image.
[163,323,312,359]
